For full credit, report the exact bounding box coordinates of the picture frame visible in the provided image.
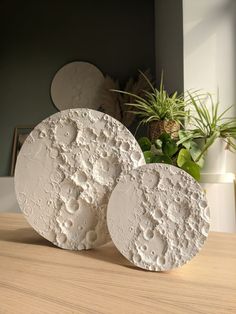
[10,126,34,176]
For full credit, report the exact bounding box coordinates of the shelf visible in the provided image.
[200,173,235,184]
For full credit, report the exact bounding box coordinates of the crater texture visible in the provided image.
[14,109,145,250]
[107,163,210,271]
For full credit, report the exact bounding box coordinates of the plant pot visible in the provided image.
[148,120,180,141]
[200,138,227,173]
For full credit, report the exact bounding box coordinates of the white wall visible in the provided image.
[183,0,236,173]
[0,177,20,212]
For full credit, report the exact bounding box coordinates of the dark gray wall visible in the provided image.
[154,0,183,93]
[0,0,155,176]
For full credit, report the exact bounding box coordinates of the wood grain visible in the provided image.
[0,213,235,314]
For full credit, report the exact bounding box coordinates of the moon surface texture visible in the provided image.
[107,163,210,271]
[14,109,145,250]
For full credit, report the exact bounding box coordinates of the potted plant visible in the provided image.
[112,72,236,179]
[112,72,187,140]
[178,92,236,173]
[138,133,203,181]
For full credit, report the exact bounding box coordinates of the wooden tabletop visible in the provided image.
[0,213,235,314]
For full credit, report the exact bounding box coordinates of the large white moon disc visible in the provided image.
[14,109,145,250]
[51,62,104,110]
[107,163,210,271]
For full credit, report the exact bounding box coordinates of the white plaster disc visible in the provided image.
[107,163,210,271]
[14,109,145,250]
[51,62,104,111]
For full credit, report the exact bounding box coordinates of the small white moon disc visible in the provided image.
[107,163,210,271]
[51,62,104,111]
[14,109,145,250]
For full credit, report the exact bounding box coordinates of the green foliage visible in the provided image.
[153,139,162,149]
[151,154,173,165]
[181,161,201,181]
[138,137,152,151]
[143,151,154,163]
[111,71,188,128]
[162,139,178,157]
[158,133,178,157]
[178,92,236,160]
[177,149,191,167]
[180,138,205,168]
[115,76,236,180]
[137,89,236,180]
[138,134,201,181]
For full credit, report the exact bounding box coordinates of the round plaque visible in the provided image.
[107,163,210,271]
[51,62,104,111]
[14,109,145,250]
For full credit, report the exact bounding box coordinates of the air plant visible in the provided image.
[178,92,236,161]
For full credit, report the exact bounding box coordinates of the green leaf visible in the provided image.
[162,140,178,157]
[178,129,189,140]
[143,151,154,163]
[226,138,236,151]
[138,70,155,92]
[159,132,172,143]
[177,149,191,167]
[177,130,194,146]
[138,137,152,152]
[151,154,173,164]
[188,141,205,168]
[195,156,205,168]
[153,139,162,149]
[195,131,220,161]
[181,161,201,181]
[182,140,191,150]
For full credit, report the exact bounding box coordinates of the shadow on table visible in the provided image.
[0,227,168,272]
[71,247,164,272]
[0,227,54,247]
[72,245,171,273]
[69,243,142,270]
[85,244,129,266]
